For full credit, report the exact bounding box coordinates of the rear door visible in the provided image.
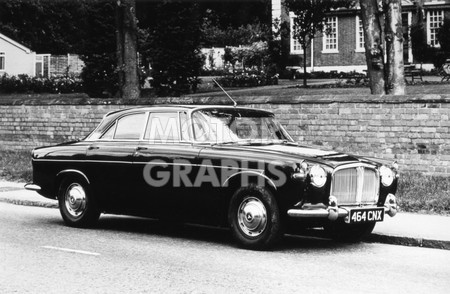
[86,112,148,212]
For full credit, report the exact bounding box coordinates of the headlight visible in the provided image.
[309,165,327,188]
[380,166,394,186]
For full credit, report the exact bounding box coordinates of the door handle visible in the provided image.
[136,146,149,151]
[88,146,99,150]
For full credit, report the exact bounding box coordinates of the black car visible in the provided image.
[26,105,398,250]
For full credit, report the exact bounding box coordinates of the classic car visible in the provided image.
[25,105,398,250]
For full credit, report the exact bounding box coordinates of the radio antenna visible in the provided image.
[212,78,237,107]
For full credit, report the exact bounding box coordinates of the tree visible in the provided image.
[116,0,140,99]
[200,22,270,47]
[0,0,85,54]
[0,0,119,97]
[360,0,385,94]
[139,1,204,96]
[360,0,405,95]
[77,1,118,98]
[284,0,352,87]
[384,0,405,95]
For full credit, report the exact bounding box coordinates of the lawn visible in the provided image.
[0,150,32,182]
[1,150,449,215]
[189,78,450,98]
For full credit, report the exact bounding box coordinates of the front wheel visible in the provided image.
[325,220,376,243]
[228,186,283,250]
[58,177,100,228]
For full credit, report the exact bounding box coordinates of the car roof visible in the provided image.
[87,105,275,141]
[104,105,273,118]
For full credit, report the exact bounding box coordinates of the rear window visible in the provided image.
[101,113,146,140]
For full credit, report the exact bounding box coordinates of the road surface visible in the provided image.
[1,202,449,293]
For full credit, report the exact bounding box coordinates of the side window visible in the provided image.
[0,52,5,71]
[144,112,180,142]
[100,122,116,140]
[114,113,146,140]
[192,111,210,142]
[179,112,190,141]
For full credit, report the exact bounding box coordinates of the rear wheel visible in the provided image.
[228,185,283,250]
[58,176,100,228]
[325,220,376,243]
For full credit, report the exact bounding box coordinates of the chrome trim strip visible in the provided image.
[33,158,263,172]
[223,171,277,190]
[56,169,91,184]
[143,161,264,173]
[33,159,134,165]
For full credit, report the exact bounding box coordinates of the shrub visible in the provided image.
[80,53,118,98]
[0,74,83,94]
[215,72,278,88]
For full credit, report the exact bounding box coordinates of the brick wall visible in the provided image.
[0,95,449,175]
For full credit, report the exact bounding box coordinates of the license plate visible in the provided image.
[346,208,384,224]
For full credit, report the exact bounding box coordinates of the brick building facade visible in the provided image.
[273,0,450,73]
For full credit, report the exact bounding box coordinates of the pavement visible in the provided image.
[1,179,449,251]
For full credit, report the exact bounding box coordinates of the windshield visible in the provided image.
[191,108,294,144]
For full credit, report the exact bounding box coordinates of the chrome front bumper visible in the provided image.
[287,194,398,221]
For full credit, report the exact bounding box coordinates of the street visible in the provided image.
[1,202,450,294]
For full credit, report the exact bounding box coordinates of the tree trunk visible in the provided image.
[385,0,406,95]
[303,46,307,87]
[116,0,140,99]
[360,0,386,95]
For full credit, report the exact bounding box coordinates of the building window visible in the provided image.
[290,15,304,54]
[427,10,444,47]
[0,52,5,71]
[35,54,50,77]
[323,16,338,53]
[355,16,365,52]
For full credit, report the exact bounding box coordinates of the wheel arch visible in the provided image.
[55,169,91,194]
[223,171,277,192]
[219,171,278,225]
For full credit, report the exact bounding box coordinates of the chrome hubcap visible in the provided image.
[64,183,86,218]
[237,197,267,237]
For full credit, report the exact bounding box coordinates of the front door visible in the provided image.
[133,111,203,219]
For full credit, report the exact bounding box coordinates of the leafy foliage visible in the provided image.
[0,74,83,94]
[224,42,270,72]
[139,2,204,96]
[80,53,118,98]
[201,21,270,47]
[0,0,85,54]
[0,0,118,97]
[77,1,117,97]
[215,72,278,88]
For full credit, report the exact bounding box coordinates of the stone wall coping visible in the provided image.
[1,94,450,106]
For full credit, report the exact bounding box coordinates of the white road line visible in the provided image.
[41,246,100,256]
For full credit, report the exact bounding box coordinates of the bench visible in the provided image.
[440,59,450,82]
[404,64,423,82]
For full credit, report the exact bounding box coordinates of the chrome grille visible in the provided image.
[330,165,379,205]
